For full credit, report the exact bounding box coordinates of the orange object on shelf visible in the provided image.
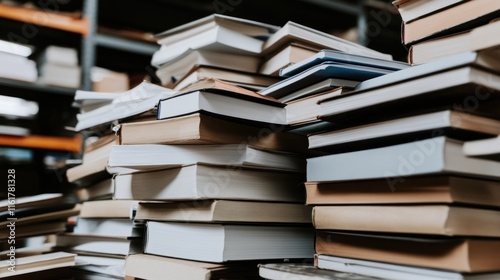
[0,3,89,35]
[0,134,82,153]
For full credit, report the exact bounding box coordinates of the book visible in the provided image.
[155,49,261,86]
[79,200,138,218]
[463,135,500,160]
[309,110,500,150]
[259,263,379,280]
[393,0,466,23]
[307,136,500,182]
[74,81,176,132]
[112,164,305,202]
[74,218,139,238]
[279,78,357,103]
[0,193,63,212]
[262,21,392,60]
[135,200,311,223]
[259,43,318,76]
[316,255,500,280]
[0,252,76,278]
[0,204,80,228]
[319,66,500,122]
[0,51,37,82]
[151,26,266,66]
[409,21,500,64]
[108,145,305,174]
[315,231,500,272]
[157,88,288,127]
[279,49,409,78]
[38,63,81,88]
[0,220,67,240]
[355,49,500,92]
[313,205,500,237]
[172,65,281,91]
[154,13,278,45]
[402,0,500,45]
[305,175,500,207]
[144,221,314,262]
[38,45,78,67]
[286,87,344,126]
[259,61,393,99]
[125,254,261,280]
[55,233,139,257]
[74,255,126,279]
[118,112,308,153]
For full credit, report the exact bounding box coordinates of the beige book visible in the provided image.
[80,200,139,218]
[313,205,500,237]
[259,43,318,76]
[119,112,307,153]
[135,200,311,224]
[305,176,500,207]
[0,252,76,277]
[316,231,500,272]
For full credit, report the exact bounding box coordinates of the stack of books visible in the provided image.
[64,81,176,278]
[111,79,314,279]
[0,194,79,279]
[37,45,81,88]
[393,0,500,64]
[256,2,500,279]
[151,14,280,91]
[151,13,396,93]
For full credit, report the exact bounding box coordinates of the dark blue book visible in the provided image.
[279,49,409,78]
[259,61,393,99]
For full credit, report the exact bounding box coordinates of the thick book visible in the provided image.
[393,0,466,23]
[319,66,500,122]
[279,49,409,78]
[157,87,288,126]
[155,49,261,86]
[409,20,500,64]
[262,21,392,60]
[259,61,392,99]
[135,200,311,224]
[307,136,500,182]
[172,65,280,91]
[316,254,500,280]
[305,175,500,207]
[309,110,500,150]
[125,254,261,280]
[402,0,500,44]
[79,200,138,218]
[463,135,500,161]
[108,145,305,174]
[316,231,500,272]
[144,221,314,262]
[119,112,308,153]
[0,252,76,278]
[74,81,176,131]
[258,263,378,280]
[112,164,305,202]
[259,43,318,76]
[313,205,500,237]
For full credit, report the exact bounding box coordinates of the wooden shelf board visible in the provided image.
[0,3,89,35]
[0,134,82,153]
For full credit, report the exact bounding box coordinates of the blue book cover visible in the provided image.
[279,49,409,78]
[259,61,393,99]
